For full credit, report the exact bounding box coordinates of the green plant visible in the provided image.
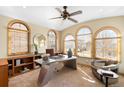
[34,44,38,53]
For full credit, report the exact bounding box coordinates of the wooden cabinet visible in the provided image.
[0,59,8,87]
[7,54,41,77]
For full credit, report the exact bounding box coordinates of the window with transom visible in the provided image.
[64,35,75,54]
[8,21,30,55]
[95,28,120,61]
[76,27,92,57]
[47,31,56,51]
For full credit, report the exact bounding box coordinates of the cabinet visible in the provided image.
[7,54,41,77]
[0,59,8,87]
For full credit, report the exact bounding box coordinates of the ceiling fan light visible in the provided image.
[52,6,81,23]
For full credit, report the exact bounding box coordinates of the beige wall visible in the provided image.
[1,15,124,74]
[61,16,124,74]
[0,15,61,58]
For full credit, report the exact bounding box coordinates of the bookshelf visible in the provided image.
[7,54,41,77]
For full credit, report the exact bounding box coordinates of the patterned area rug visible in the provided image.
[9,64,124,87]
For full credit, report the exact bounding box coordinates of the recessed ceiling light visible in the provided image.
[99,9,104,12]
[22,6,26,8]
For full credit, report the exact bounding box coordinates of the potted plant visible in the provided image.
[34,44,38,54]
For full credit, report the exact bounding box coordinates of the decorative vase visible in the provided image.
[42,54,49,61]
[67,48,72,58]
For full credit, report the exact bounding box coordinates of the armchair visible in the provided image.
[91,60,119,85]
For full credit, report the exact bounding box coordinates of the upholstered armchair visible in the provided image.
[91,60,119,85]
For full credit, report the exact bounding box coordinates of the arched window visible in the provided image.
[95,27,121,61]
[64,35,75,54]
[76,27,92,57]
[47,30,56,51]
[33,34,46,53]
[8,20,30,55]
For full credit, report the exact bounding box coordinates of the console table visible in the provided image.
[34,55,77,86]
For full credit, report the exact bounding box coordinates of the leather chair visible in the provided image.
[91,60,119,85]
[46,49,54,56]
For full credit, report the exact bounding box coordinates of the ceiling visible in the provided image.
[0,6,124,31]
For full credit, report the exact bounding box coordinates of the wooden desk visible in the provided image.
[0,59,8,87]
[34,55,77,86]
[34,55,77,69]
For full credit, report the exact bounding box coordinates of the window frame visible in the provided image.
[76,26,93,58]
[47,30,57,52]
[94,26,121,62]
[64,34,75,54]
[7,20,30,56]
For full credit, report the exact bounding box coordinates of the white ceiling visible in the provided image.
[0,6,124,31]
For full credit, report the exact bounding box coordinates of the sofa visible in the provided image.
[91,60,119,85]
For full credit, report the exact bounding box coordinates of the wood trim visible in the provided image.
[7,19,31,31]
[94,26,121,62]
[47,29,57,52]
[94,57,118,61]
[95,37,120,40]
[7,54,37,76]
[94,26,121,38]
[75,25,93,58]
[12,58,14,76]
[63,34,75,54]
[7,19,31,56]
[8,52,30,56]
[75,25,93,36]
[0,59,8,66]
[0,59,8,87]
[8,28,29,32]
[77,33,91,36]
[77,56,94,59]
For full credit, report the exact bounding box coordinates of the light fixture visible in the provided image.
[22,6,26,8]
[99,9,103,12]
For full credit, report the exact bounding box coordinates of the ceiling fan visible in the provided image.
[50,6,82,23]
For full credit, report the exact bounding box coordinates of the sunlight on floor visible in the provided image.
[81,77,95,83]
[78,67,96,83]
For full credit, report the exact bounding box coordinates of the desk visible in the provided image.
[34,55,77,86]
[34,55,77,69]
[97,69,119,87]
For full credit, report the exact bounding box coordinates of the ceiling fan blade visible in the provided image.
[49,17,63,20]
[69,10,82,16]
[55,8,63,14]
[68,18,78,23]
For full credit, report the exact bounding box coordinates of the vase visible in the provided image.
[67,48,72,58]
